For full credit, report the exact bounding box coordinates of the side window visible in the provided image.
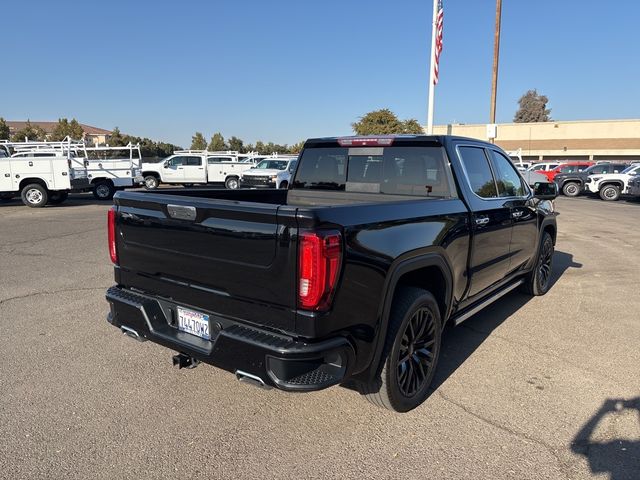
[489,150,527,197]
[592,166,606,174]
[208,156,231,163]
[458,147,498,198]
[168,156,185,166]
[185,157,202,166]
[531,164,545,171]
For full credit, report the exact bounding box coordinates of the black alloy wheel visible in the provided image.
[537,234,553,292]
[522,231,554,296]
[396,307,438,397]
[361,287,442,412]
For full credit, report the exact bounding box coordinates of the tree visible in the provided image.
[109,127,126,146]
[227,136,243,152]
[11,120,46,141]
[191,132,207,150]
[288,141,305,154]
[514,89,552,123]
[352,109,424,135]
[0,118,10,140]
[50,118,85,141]
[401,118,425,134]
[208,132,227,151]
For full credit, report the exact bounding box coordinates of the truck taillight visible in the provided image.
[108,207,118,264]
[298,231,342,311]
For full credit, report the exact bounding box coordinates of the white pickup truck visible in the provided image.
[141,150,256,189]
[585,163,640,201]
[0,143,90,207]
[240,157,298,189]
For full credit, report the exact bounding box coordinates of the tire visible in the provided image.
[361,287,442,412]
[144,175,159,190]
[93,181,116,200]
[279,181,289,189]
[225,176,239,189]
[48,191,69,205]
[21,183,49,208]
[562,182,581,197]
[521,232,554,296]
[599,184,620,201]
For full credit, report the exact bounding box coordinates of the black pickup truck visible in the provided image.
[105,135,558,412]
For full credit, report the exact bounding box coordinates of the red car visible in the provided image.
[542,162,594,182]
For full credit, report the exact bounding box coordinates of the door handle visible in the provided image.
[474,217,490,226]
[511,210,524,219]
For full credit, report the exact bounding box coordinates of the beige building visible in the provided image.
[6,121,112,146]
[430,119,640,162]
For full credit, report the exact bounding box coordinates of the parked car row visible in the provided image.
[140,150,297,190]
[555,163,640,201]
[499,154,640,202]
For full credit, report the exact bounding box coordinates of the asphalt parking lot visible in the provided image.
[0,194,638,480]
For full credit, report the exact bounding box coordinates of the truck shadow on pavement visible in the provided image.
[571,397,640,480]
[431,250,582,392]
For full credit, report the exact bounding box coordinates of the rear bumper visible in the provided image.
[105,286,355,391]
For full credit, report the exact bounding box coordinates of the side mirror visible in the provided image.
[533,182,558,200]
[163,161,169,168]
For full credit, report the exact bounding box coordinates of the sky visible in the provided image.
[3,0,639,147]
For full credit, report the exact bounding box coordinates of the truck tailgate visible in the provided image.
[113,192,298,333]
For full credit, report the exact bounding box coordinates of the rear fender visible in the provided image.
[366,252,453,381]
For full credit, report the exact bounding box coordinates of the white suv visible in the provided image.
[585,163,640,201]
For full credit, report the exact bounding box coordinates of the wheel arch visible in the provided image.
[91,177,113,185]
[367,253,454,380]
[19,178,49,191]
[141,171,160,178]
[599,180,624,189]
[542,222,557,245]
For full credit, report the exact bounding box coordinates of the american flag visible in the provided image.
[433,0,444,85]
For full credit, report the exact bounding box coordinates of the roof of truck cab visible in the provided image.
[304,135,492,146]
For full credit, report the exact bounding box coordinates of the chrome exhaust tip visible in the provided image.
[235,370,271,390]
[120,326,146,342]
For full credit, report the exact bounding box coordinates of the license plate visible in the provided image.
[177,307,210,340]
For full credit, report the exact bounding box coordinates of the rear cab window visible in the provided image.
[292,144,456,199]
[458,147,498,198]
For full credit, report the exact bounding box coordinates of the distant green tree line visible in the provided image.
[189,131,305,155]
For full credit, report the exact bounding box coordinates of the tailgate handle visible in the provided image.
[167,204,197,221]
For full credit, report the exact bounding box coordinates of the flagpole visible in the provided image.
[489,0,502,129]
[426,0,438,134]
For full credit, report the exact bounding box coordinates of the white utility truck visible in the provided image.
[0,140,90,207]
[84,143,144,200]
[141,150,256,189]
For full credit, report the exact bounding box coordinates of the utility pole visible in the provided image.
[489,0,502,132]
